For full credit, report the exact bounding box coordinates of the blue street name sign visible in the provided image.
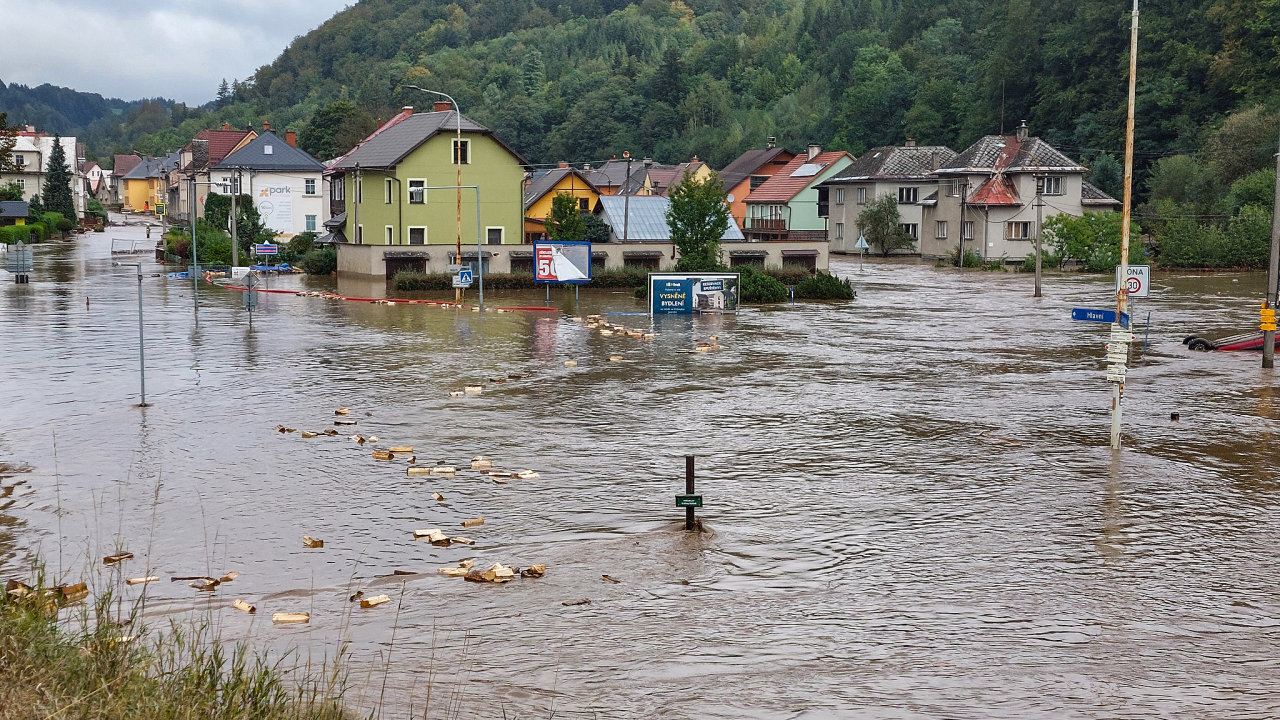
[1072,308,1130,329]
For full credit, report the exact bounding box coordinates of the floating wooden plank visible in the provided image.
[232,598,256,614]
[271,612,309,624]
[302,535,324,548]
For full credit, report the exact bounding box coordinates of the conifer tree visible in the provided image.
[42,135,76,221]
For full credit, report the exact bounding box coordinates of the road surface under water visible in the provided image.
[2,227,1279,719]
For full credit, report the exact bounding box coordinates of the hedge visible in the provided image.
[0,224,46,244]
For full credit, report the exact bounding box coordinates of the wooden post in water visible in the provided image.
[1262,129,1280,369]
[685,455,695,530]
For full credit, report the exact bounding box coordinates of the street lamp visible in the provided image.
[112,261,147,407]
[403,85,465,304]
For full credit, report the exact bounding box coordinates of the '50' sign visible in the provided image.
[536,246,555,280]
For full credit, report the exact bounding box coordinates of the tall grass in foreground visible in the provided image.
[0,578,355,720]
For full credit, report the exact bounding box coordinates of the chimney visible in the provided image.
[433,101,451,112]
[558,161,568,168]
[222,123,230,130]
[1016,120,1029,142]
[904,138,916,147]
[930,150,940,170]
[766,136,776,149]
[263,121,270,131]
[807,143,821,160]
[401,106,413,114]
[285,131,297,147]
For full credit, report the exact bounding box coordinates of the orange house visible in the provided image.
[718,141,797,229]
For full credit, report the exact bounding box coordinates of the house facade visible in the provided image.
[523,164,600,242]
[171,125,256,225]
[329,103,528,279]
[742,145,855,248]
[933,123,1120,261]
[821,142,957,255]
[212,130,326,239]
[719,141,797,230]
[1,132,85,215]
[121,154,178,213]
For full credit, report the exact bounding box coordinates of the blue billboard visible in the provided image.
[648,273,740,314]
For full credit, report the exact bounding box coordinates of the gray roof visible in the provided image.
[596,195,744,242]
[1081,181,1121,206]
[523,167,598,208]
[940,135,1086,174]
[719,147,792,189]
[586,159,643,188]
[0,201,28,218]
[214,131,324,172]
[331,111,522,170]
[826,145,957,182]
[121,153,179,180]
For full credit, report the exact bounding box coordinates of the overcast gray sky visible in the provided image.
[0,0,352,105]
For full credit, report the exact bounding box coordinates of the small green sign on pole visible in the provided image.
[675,494,702,508]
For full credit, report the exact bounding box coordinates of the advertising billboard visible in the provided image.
[533,240,591,284]
[648,273,740,314]
[255,184,294,234]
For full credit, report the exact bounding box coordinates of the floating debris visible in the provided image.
[489,376,507,383]
[451,536,475,546]
[521,564,546,578]
[372,450,395,461]
[369,435,380,442]
[471,457,493,470]
[461,517,485,528]
[449,390,465,397]
[190,578,219,592]
[302,535,324,548]
[58,583,89,605]
[406,467,433,476]
[352,434,366,444]
[564,360,579,367]
[5,580,32,598]
[562,598,590,606]
[334,419,358,426]
[436,566,468,577]
[464,385,484,395]
[323,428,339,436]
[103,552,133,565]
[516,470,540,480]
[125,576,158,586]
[232,598,256,614]
[349,590,364,602]
[608,355,623,362]
[601,574,621,584]
[219,571,239,583]
[388,446,413,453]
[271,612,310,624]
[413,528,451,546]
[275,425,296,433]
[433,466,457,475]
[335,408,350,415]
[508,373,526,380]
[431,492,445,502]
[301,431,318,438]
[360,594,391,608]
[571,317,583,323]
[465,563,516,583]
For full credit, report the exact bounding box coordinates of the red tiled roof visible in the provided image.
[746,151,852,203]
[969,174,1021,206]
[193,129,255,166]
[113,154,142,176]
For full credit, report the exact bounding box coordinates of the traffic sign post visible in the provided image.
[453,268,473,289]
[854,233,869,272]
[1116,264,1150,298]
[1072,308,1130,329]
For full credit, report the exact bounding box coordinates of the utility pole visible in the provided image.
[1034,175,1043,297]
[189,176,199,310]
[231,168,240,267]
[1112,0,1139,451]
[1264,129,1280,368]
[622,151,633,243]
[958,180,967,267]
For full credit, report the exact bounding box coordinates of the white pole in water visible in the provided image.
[1112,0,1140,451]
[113,261,147,407]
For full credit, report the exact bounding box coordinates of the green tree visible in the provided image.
[1044,212,1143,272]
[0,112,15,173]
[204,192,268,257]
[545,192,586,243]
[857,194,914,257]
[1227,169,1275,214]
[0,181,22,202]
[1088,152,1123,201]
[1205,105,1280,185]
[298,101,377,160]
[666,170,729,271]
[583,212,610,245]
[42,135,76,221]
[216,79,231,108]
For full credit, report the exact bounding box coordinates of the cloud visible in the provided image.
[0,0,351,105]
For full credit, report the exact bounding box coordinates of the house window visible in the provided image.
[305,178,316,195]
[898,186,918,204]
[947,180,964,197]
[408,227,426,245]
[835,222,844,239]
[1006,221,1033,240]
[449,252,490,273]
[899,223,918,239]
[1038,176,1063,195]
[936,221,947,239]
[332,179,345,201]
[385,226,394,244]
[15,178,24,190]
[384,179,392,204]
[856,187,866,205]
[305,215,316,232]
[452,139,470,165]
[511,255,534,274]
[963,221,974,239]
[356,178,362,203]
[486,227,504,245]
[13,154,26,167]
[356,225,363,244]
[408,179,425,204]
[835,187,845,205]
[578,197,589,212]
[623,256,660,270]
[749,175,767,191]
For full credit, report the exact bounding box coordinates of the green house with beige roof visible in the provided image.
[329,103,529,279]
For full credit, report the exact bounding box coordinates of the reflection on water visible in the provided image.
[3,230,1280,719]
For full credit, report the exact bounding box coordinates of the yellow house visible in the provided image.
[120,154,176,213]
[523,165,601,242]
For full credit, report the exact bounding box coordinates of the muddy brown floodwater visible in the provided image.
[2,227,1280,719]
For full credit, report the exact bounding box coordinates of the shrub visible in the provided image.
[738,265,788,303]
[394,267,652,292]
[0,225,44,244]
[945,246,985,268]
[1020,248,1062,273]
[282,232,319,264]
[794,271,855,300]
[299,247,337,275]
[762,266,812,285]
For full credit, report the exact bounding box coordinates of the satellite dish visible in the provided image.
[726,193,735,203]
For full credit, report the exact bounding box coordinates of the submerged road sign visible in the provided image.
[1072,308,1130,329]
[675,494,703,508]
[1117,265,1150,298]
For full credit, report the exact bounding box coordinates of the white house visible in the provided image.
[1,131,84,215]
[211,129,326,238]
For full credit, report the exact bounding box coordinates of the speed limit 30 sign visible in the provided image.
[1116,265,1150,298]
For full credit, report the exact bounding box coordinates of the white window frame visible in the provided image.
[936,221,947,239]
[304,178,317,195]
[452,138,471,165]
[1006,221,1033,240]
[15,178,25,190]
[385,225,394,244]
[305,214,316,232]
[962,220,974,239]
[835,187,845,205]
[947,179,964,197]
[13,154,27,167]
[485,226,504,245]
[898,186,918,204]
[384,178,393,204]
[407,179,426,204]
[856,187,866,205]
[408,226,427,245]
[899,223,918,239]
[835,222,844,239]
[1038,176,1063,196]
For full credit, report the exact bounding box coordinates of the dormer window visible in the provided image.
[264,145,273,155]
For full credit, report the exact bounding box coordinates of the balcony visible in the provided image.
[745,218,788,232]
